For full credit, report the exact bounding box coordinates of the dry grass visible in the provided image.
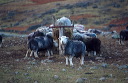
[0,36,128,83]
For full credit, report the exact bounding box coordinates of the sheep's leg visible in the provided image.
[119,39,123,45]
[24,49,30,58]
[119,36,124,45]
[30,51,34,57]
[119,38,121,45]
[47,50,50,59]
[88,52,91,56]
[80,56,84,65]
[93,51,96,56]
[69,56,73,66]
[50,50,53,56]
[34,51,39,58]
[121,40,124,45]
[45,51,48,56]
[65,56,69,65]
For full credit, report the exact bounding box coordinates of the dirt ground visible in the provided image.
[0,35,128,64]
[0,35,128,83]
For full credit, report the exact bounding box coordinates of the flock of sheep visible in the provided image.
[0,16,128,66]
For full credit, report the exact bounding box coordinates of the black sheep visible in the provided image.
[26,35,54,58]
[73,36,101,56]
[119,30,128,45]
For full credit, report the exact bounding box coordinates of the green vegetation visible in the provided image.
[0,0,14,4]
[0,61,128,83]
[0,0,128,31]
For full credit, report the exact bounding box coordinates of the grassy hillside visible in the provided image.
[0,0,128,33]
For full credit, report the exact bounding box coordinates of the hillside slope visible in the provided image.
[0,0,128,33]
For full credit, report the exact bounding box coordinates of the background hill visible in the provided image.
[0,0,128,34]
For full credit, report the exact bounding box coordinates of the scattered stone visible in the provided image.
[109,74,113,78]
[15,59,20,62]
[24,73,29,76]
[77,66,83,70]
[41,59,54,63]
[27,67,31,70]
[123,49,128,52]
[46,68,50,71]
[99,77,106,81]
[34,80,39,83]
[118,65,128,69]
[31,62,37,65]
[62,68,66,72]
[15,71,19,75]
[90,66,98,69]
[124,77,128,80]
[76,78,87,83]
[53,75,59,80]
[6,52,11,55]
[26,77,31,79]
[95,57,105,61]
[89,60,95,64]
[101,63,108,68]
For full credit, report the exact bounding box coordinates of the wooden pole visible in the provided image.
[59,27,64,55]
[52,15,56,39]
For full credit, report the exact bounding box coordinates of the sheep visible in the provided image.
[55,16,72,26]
[59,36,86,66]
[73,28,97,38]
[119,30,128,45]
[36,26,52,35]
[84,33,97,38]
[88,29,102,34]
[26,35,55,59]
[27,31,45,40]
[74,24,85,32]
[73,35,101,56]
[25,31,45,58]
[83,38,101,56]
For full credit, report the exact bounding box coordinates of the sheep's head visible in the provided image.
[53,40,58,47]
[59,36,69,45]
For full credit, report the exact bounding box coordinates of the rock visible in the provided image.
[76,78,87,83]
[34,81,39,83]
[53,75,59,80]
[109,74,113,78]
[99,77,106,81]
[95,57,104,61]
[15,71,19,75]
[31,62,37,65]
[6,52,11,55]
[118,65,128,69]
[123,49,128,52]
[24,73,29,76]
[15,59,20,62]
[41,59,54,63]
[62,69,66,72]
[27,67,31,70]
[77,66,83,70]
[101,63,108,68]
[124,77,128,80]
[90,66,98,69]
[92,4,98,8]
